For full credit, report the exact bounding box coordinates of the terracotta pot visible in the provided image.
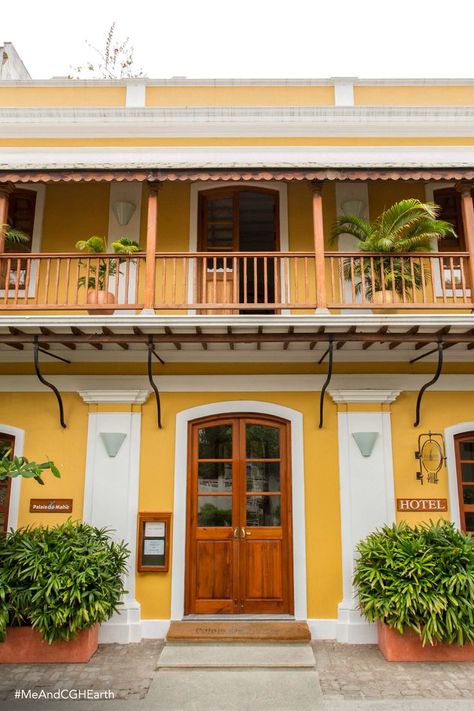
[0,625,99,664]
[86,290,115,315]
[377,621,474,662]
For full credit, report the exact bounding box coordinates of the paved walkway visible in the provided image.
[0,640,472,710]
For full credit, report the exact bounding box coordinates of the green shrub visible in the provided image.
[354,520,474,646]
[0,520,129,643]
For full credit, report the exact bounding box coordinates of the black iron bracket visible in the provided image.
[147,337,163,429]
[414,338,444,428]
[33,336,67,429]
[319,338,334,429]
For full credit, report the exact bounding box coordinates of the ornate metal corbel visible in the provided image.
[414,338,444,427]
[147,336,163,429]
[318,338,334,429]
[33,336,67,429]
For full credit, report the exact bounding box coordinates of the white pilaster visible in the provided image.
[81,390,149,643]
[330,389,399,643]
[332,77,356,106]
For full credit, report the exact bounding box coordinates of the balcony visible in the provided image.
[0,250,472,313]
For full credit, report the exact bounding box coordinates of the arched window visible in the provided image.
[0,433,14,532]
[454,432,474,533]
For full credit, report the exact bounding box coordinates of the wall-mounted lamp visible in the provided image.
[415,432,446,485]
[352,431,379,457]
[341,199,366,217]
[100,432,127,458]
[112,200,136,226]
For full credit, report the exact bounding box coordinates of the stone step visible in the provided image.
[146,670,323,710]
[157,643,315,670]
[167,620,311,643]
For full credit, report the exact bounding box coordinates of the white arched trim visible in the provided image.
[0,424,25,530]
[444,422,474,529]
[171,400,307,620]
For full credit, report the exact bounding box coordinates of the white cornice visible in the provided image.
[2,146,474,169]
[2,106,474,138]
[78,389,150,404]
[328,389,401,403]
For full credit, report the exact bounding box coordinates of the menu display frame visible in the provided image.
[137,512,171,572]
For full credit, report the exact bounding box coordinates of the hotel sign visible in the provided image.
[29,499,73,513]
[397,498,447,512]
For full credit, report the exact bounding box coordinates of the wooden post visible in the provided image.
[457,182,474,302]
[143,183,159,313]
[311,181,328,311]
[0,184,13,254]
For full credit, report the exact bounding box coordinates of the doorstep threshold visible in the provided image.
[183,615,295,621]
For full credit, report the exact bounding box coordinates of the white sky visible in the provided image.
[3,0,474,80]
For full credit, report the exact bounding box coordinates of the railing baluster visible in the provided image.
[420,257,427,304]
[460,256,467,301]
[253,257,258,304]
[264,256,268,305]
[172,256,177,306]
[400,257,407,303]
[350,256,356,304]
[449,257,456,303]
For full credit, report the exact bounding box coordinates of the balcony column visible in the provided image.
[457,182,474,299]
[142,182,159,314]
[0,183,13,253]
[311,181,329,313]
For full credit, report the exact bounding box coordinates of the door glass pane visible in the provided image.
[460,440,474,459]
[463,486,474,505]
[207,226,233,251]
[246,462,280,492]
[246,424,280,459]
[198,425,232,459]
[239,191,276,252]
[461,463,474,483]
[465,512,474,532]
[246,495,281,526]
[197,496,232,527]
[198,463,232,492]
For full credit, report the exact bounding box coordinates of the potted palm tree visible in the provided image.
[354,521,474,662]
[76,236,140,314]
[331,199,456,305]
[0,225,31,289]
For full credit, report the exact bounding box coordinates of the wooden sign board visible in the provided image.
[29,498,73,513]
[397,498,448,513]
[137,512,171,572]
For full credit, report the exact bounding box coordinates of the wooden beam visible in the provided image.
[415,326,450,351]
[336,325,356,350]
[389,326,419,350]
[9,326,49,350]
[362,326,388,350]
[144,184,159,312]
[196,326,207,350]
[70,326,102,350]
[257,326,263,350]
[311,182,327,310]
[283,326,294,351]
[227,326,234,350]
[165,326,181,350]
[40,327,76,350]
[2,330,474,347]
[102,326,128,350]
[310,326,325,350]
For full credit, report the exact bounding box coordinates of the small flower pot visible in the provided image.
[0,625,99,664]
[377,621,474,662]
[86,290,116,315]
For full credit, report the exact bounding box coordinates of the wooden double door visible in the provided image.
[185,414,293,615]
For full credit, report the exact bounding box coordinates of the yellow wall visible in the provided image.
[2,385,472,621]
[355,85,474,106]
[146,86,335,107]
[367,181,427,221]
[42,183,111,251]
[0,87,126,107]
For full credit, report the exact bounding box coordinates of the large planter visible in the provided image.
[86,290,115,315]
[0,625,99,664]
[377,621,474,662]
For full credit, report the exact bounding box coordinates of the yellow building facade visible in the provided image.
[1,73,474,643]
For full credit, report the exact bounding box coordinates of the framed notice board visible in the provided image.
[137,512,171,572]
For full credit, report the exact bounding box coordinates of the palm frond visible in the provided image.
[331,215,373,244]
[377,200,439,245]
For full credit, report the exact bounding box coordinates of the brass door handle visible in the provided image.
[240,527,251,538]
[233,527,239,539]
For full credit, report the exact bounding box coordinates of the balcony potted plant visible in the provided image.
[331,199,456,306]
[0,520,129,663]
[76,236,140,314]
[354,520,474,661]
[0,225,30,289]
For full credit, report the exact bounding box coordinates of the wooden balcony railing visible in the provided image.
[0,250,472,312]
[325,252,473,309]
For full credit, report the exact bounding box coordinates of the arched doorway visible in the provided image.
[184,413,293,615]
